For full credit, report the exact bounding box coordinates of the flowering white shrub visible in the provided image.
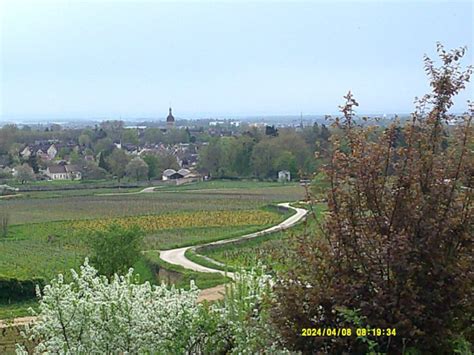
[16,259,202,354]
[209,267,290,354]
[16,261,288,354]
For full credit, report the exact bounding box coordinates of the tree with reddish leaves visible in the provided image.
[272,44,473,353]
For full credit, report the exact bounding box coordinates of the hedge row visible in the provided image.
[0,276,44,302]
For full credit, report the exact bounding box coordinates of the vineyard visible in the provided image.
[70,210,281,233]
[3,183,303,224]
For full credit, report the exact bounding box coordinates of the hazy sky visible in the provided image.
[1,0,473,120]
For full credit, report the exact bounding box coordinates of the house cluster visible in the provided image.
[20,141,59,161]
[16,140,85,181]
[115,142,199,169]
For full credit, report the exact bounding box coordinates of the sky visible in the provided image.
[0,0,473,121]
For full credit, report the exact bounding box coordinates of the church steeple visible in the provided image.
[166,107,175,127]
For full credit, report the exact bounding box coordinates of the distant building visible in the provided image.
[162,168,188,180]
[278,170,291,182]
[166,107,175,128]
[46,165,82,180]
[162,168,201,184]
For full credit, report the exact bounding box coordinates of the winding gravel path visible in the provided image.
[159,202,308,280]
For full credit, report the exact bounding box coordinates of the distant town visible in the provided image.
[0,107,358,191]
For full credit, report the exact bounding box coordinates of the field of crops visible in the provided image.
[1,183,304,225]
[70,210,280,233]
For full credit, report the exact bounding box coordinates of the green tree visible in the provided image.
[250,139,280,179]
[100,120,124,142]
[142,154,159,180]
[93,137,114,155]
[27,154,39,173]
[89,225,143,278]
[0,209,9,238]
[106,149,130,182]
[78,133,92,147]
[82,161,107,180]
[143,128,165,145]
[198,139,223,177]
[274,130,313,175]
[273,151,297,178]
[69,150,82,164]
[125,157,149,181]
[98,152,108,171]
[58,147,71,159]
[122,129,139,145]
[231,136,255,176]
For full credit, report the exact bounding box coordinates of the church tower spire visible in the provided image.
[166,107,175,128]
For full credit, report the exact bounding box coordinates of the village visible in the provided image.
[0,107,320,194]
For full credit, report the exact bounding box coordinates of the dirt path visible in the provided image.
[160,202,307,286]
[95,186,163,196]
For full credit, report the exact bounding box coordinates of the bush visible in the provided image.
[0,275,43,303]
[17,261,202,354]
[271,44,473,353]
[89,225,143,278]
[17,261,286,354]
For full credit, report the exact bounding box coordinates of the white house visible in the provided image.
[46,165,82,180]
[278,170,291,182]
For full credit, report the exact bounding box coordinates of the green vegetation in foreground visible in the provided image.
[143,251,231,290]
[199,204,326,271]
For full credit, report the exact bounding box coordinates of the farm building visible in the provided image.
[162,168,201,184]
[162,168,191,180]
